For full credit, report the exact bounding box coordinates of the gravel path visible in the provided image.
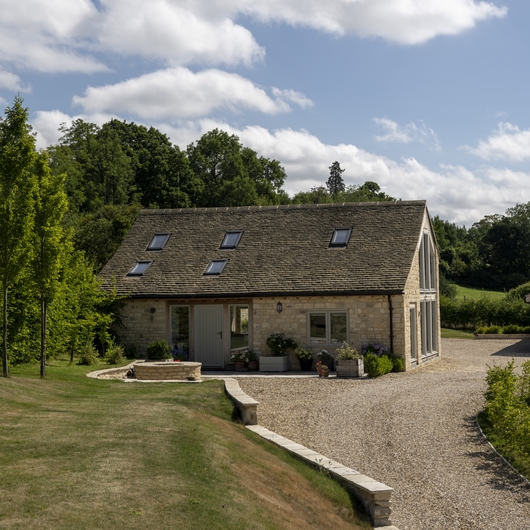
[238,339,530,530]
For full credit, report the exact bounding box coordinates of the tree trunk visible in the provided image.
[40,296,46,378]
[2,279,8,377]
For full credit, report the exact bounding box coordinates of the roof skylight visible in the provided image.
[329,228,352,248]
[220,231,243,249]
[204,259,228,275]
[147,233,170,251]
[127,261,153,276]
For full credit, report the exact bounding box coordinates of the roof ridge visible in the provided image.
[139,200,426,215]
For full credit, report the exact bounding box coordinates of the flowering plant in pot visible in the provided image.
[230,350,249,371]
[335,342,363,378]
[295,347,313,371]
[315,360,330,378]
[316,349,334,370]
[265,333,298,356]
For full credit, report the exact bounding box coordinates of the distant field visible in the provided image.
[455,285,505,301]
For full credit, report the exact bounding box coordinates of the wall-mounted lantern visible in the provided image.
[276,302,283,313]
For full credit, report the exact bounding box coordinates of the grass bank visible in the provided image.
[455,285,505,301]
[441,328,474,339]
[0,360,370,530]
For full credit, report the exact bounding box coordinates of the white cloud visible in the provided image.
[235,0,507,44]
[0,0,507,75]
[464,122,530,162]
[272,88,313,109]
[31,109,117,149]
[72,67,306,119]
[373,117,441,151]
[0,70,31,92]
[97,0,264,67]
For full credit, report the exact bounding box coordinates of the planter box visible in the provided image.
[336,359,364,378]
[259,356,290,372]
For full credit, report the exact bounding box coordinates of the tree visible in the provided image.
[31,153,69,377]
[0,97,36,376]
[326,161,345,198]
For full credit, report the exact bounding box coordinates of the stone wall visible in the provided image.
[252,294,399,368]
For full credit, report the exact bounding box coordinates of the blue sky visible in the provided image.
[1,0,528,225]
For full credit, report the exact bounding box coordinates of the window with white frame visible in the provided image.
[308,311,348,345]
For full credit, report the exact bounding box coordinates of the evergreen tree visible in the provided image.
[326,161,345,198]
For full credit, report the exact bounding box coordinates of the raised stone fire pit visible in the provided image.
[133,361,201,381]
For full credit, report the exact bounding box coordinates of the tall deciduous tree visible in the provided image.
[326,161,345,198]
[0,97,36,377]
[31,153,69,377]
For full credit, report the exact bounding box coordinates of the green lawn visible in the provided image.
[441,328,475,339]
[455,285,505,301]
[0,360,371,530]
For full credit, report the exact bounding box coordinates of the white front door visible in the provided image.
[195,305,225,367]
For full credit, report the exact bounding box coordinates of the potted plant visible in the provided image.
[247,350,258,371]
[261,333,298,372]
[315,360,330,378]
[295,347,313,371]
[335,342,364,378]
[316,349,334,370]
[230,350,249,372]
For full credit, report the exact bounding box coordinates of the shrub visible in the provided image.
[265,333,298,356]
[391,355,404,372]
[502,324,522,334]
[105,341,125,364]
[335,342,361,360]
[295,347,313,360]
[78,342,99,365]
[484,326,500,334]
[364,353,393,378]
[146,340,172,360]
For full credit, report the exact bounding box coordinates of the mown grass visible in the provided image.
[0,360,371,530]
[477,411,530,481]
[455,285,505,301]
[441,328,475,339]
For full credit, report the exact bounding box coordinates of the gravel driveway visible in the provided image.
[238,339,530,530]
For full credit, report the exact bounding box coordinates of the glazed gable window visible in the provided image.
[308,311,348,345]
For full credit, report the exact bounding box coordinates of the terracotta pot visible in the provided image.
[247,360,258,371]
[234,361,248,372]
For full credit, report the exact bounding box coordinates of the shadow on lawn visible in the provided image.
[491,340,530,358]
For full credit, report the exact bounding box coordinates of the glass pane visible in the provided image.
[149,233,169,250]
[221,231,242,249]
[330,313,347,343]
[171,306,189,358]
[331,228,351,246]
[128,261,152,276]
[205,260,227,275]
[310,313,327,343]
[230,305,249,352]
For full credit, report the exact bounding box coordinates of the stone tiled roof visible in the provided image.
[98,201,427,298]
